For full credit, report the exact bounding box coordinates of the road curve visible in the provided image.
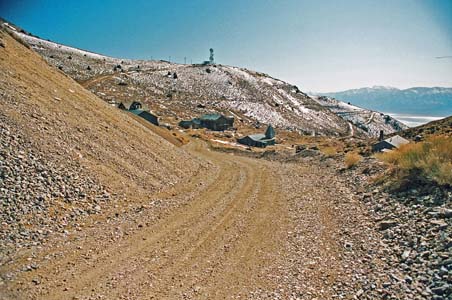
[8,141,289,300]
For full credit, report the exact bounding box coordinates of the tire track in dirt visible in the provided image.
[12,141,289,300]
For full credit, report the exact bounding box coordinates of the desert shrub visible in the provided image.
[376,136,452,186]
[320,141,345,157]
[345,152,362,168]
[321,146,337,157]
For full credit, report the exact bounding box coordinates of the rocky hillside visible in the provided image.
[399,115,452,140]
[0,28,204,258]
[2,20,405,138]
[342,157,452,300]
[311,95,407,137]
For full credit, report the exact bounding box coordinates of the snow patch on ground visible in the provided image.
[223,101,291,127]
[16,32,116,61]
[212,139,248,149]
[312,95,408,136]
[277,88,312,115]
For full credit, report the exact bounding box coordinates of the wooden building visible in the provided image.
[237,125,276,148]
[118,101,143,111]
[179,114,233,131]
[372,135,409,152]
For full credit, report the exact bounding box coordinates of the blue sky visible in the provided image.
[1,0,451,92]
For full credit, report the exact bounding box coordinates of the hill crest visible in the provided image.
[2,20,406,138]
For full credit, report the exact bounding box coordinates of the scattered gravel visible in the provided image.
[247,152,451,300]
[0,113,111,260]
[343,157,452,299]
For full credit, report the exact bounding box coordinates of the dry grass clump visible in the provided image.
[376,136,452,186]
[344,152,362,168]
[318,138,345,157]
[322,146,338,157]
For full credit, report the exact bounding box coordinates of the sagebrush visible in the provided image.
[345,152,362,168]
[377,136,452,186]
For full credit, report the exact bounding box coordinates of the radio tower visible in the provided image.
[209,48,214,64]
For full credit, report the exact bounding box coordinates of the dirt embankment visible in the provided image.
[0,29,204,259]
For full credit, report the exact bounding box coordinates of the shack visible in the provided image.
[237,125,276,148]
[129,109,159,126]
[118,101,143,111]
[178,113,233,131]
[372,135,409,152]
[199,114,234,131]
[178,119,202,129]
[178,120,193,129]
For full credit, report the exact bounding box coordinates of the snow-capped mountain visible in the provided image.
[319,86,452,117]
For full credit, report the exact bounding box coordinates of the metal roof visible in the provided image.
[200,114,223,121]
[129,109,145,115]
[265,125,275,139]
[385,135,409,148]
[248,134,266,141]
[129,109,157,116]
[247,134,275,142]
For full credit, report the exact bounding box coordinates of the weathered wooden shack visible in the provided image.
[198,114,234,131]
[178,120,193,129]
[179,114,233,131]
[118,101,143,111]
[372,135,409,152]
[178,119,202,129]
[237,125,276,148]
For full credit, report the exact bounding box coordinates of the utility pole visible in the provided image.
[184,57,187,64]
[169,56,171,62]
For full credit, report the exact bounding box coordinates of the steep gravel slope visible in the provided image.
[0,29,203,258]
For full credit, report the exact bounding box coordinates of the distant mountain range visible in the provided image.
[318,86,452,117]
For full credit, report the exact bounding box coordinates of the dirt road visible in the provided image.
[1,141,373,300]
[2,141,289,299]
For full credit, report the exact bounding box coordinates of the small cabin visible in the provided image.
[179,114,233,131]
[118,101,143,111]
[178,119,202,129]
[372,135,409,152]
[199,114,234,131]
[178,120,193,129]
[237,125,276,148]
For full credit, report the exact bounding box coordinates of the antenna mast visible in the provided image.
[209,48,214,64]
